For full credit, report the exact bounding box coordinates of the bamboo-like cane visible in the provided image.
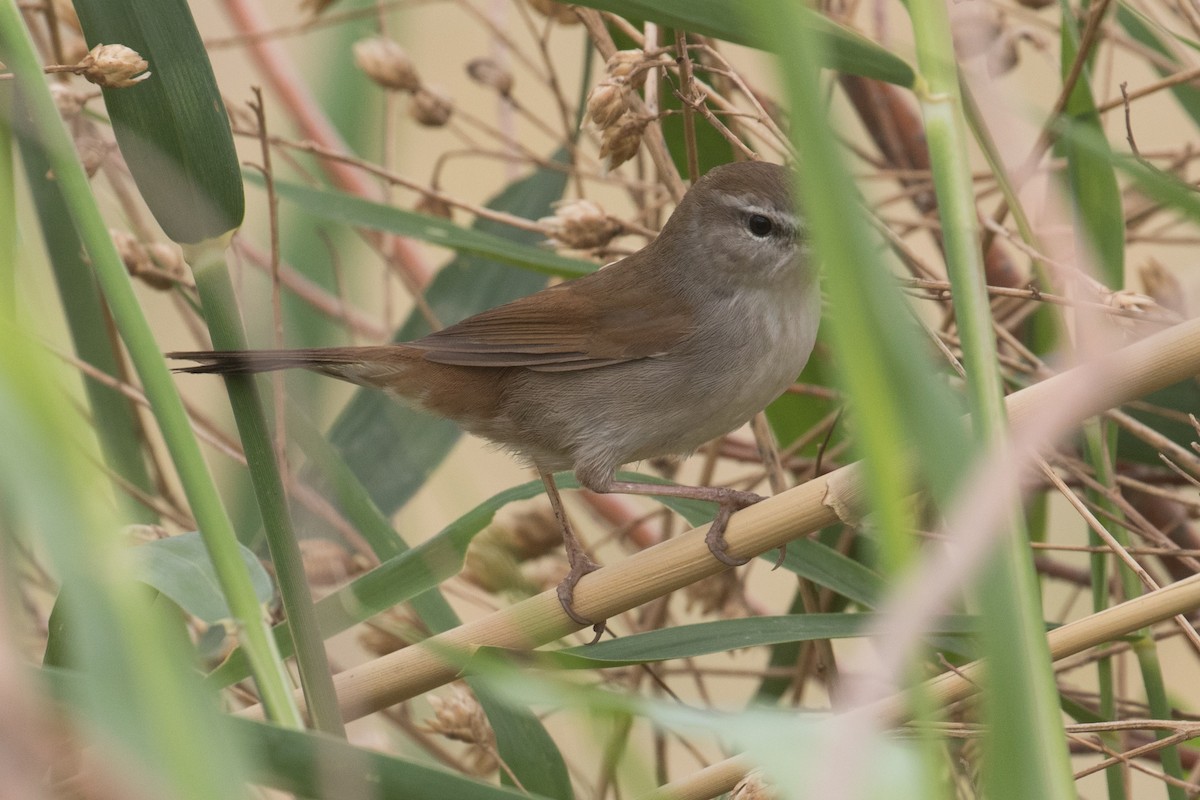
[239,315,1200,730]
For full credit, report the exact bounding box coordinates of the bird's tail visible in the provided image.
[171,348,350,374]
[168,346,415,387]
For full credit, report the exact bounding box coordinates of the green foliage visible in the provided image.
[72,0,244,243]
[7,0,1200,796]
[130,531,274,623]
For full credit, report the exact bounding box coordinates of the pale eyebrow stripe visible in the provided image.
[715,193,799,227]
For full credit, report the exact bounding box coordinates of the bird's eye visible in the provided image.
[746,214,773,237]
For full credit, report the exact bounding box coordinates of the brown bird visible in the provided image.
[171,160,820,633]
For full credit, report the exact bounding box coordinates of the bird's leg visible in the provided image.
[592,479,764,567]
[539,470,606,641]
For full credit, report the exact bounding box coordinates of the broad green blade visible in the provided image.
[73,0,244,243]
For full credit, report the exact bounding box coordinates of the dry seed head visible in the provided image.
[353,36,421,92]
[409,86,454,126]
[76,131,109,177]
[684,569,740,616]
[521,553,571,593]
[359,607,429,656]
[462,535,530,594]
[500,506,566,560]
[427,686,496,754]
[50,83,87,118]
[539,198,621,250]
[112,230,189,291]
[466,58,514,97]
[414,192,453,220]
[146,243,190,288]
[586,80,629,129]
[1140,259,1187,316]
[527,0,580,24]
[606,49,644,80]
[1104,289,1155,315]
[79,44,150,89]
[599,113,648,171]
[358,625,406,657]
[111,228,149,275]
[299,538,365,587]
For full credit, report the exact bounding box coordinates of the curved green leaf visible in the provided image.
[73,0,243,243]
[131,531,274,624]
[490,614,982,669]
[571,0,916,88]
[229,716,547,799]
[1058,8,1124,288]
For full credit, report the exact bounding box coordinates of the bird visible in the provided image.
[171,160,820,634]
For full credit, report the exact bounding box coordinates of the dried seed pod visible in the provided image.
[1104,289,1155,315]
[409,86,453,126]
[586,80,629,129]
[539,198,621,249]
[466,57,513,97]
[146,242,191,287]
[426,686,498,775]
[353,36,421,92]
[498,506,566,560]
[414,192,453,220]
[75,130,109,177]
[78,43,150,89]
[358,625,406,658]
[462,535,530,594]
[427,686,495,745]
[50,83,87,118]
[684,570,740,616]
[111,230,188,290]
[111,228,150,277]
[527,0,580,24]
[598,113,648,171]
[74,0,245,244]
[1140,258,1187,316]
[358,607,429,656]
[299,538,365,586]
[519,554,571,594]
[606,49,643,79]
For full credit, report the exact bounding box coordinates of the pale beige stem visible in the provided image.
[649,573,1200,800]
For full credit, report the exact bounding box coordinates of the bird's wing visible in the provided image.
[409,279,694,372]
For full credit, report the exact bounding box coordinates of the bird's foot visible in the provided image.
[704,489,765,567]
[556,543,606,644]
